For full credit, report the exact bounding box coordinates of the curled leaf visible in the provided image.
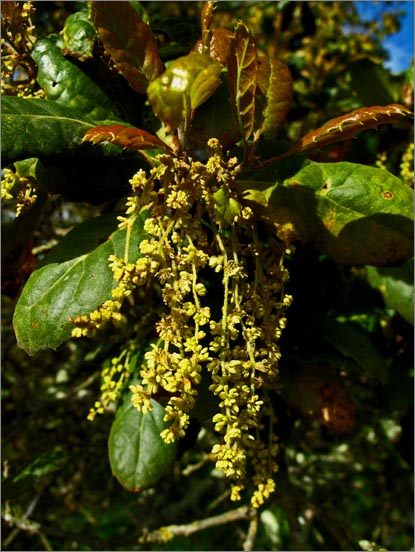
[192,28,233,67]
[147,53,222,130]
[83,124,173,153]
[90,1,163,94]
[288,104,413,157]
[257,56,293,136]
[227,23,258,141]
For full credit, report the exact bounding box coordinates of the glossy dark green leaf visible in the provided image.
[109,395,177,491]
[323,319,388,383]
[257,56,293,136]
[147,53,222,130]
[31,38,115,119]
[13,211,149,355]
[240,161,413,266]
[62,11,97,61]
[2,97,95,165]
[90,1,163,94]
[227,22,257,141]
[366,260,414,325]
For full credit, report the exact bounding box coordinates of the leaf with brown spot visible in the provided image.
[90,1,163,94]
[83,125,173,153]
[227,22,258,141]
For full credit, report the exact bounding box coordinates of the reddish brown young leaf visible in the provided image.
[289,103,413,156]
[227,22,258,141]
[192,28,233,67]
[257,56,293,136]
[201,1,216,53]
[90,2,163,94]
[83,125,173,153]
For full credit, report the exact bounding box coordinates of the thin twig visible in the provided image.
[140,505,255,544]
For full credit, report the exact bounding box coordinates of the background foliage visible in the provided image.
[2,1,413,551]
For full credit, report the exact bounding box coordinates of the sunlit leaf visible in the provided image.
[366,260,414,325]
[192,28,233,66]
[108,394,177,491]
[147,53,222,130]
[257,56,293,136]
[286,104,413,158]
[31,38,115,120]
[227,22,258,141]
[90,1,163,94]
[83,124,173,153]
[62,11,97,61]
[13,211,149,354]
[2,97,94,165]
[239,160,414,266]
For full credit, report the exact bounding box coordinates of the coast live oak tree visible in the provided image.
[2,2,413,550]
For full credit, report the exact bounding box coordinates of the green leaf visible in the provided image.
[147,53,222,130]
[323,318,388,384]
[350,59,401,106]
[13,211,149,355]
[227,22,258,141]
[31,38,115,120]
[1,97,94,165]
[366,260,414,325]
[190,73,241,150]
[240,161,414,266]
[257,56,293,136]
[90,1,163,94]
[38,212,120,266]
[213,185,241,227]
[108,395,177,491]
[62,11,97,61]
[13,449,68,483]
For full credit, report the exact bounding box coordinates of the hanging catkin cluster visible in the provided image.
[72,140,293,507]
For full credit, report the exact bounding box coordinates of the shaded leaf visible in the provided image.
[281,365,355,434]
[190,73,241,150]
[31,38,115,119]
[13,211,149,355]
[83,124,173,153]
[62,10,97,61]
[286,104,413,158]
[257,56,293,136]
[90,1,163,94]
[147,53,222,130]
[366,260,414,325]
[1,96,95,165]
[108,395,177,491]
[323,318,388,384]
[227,22,258,140]
[350,59,401,106]
[240,160,414,266]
